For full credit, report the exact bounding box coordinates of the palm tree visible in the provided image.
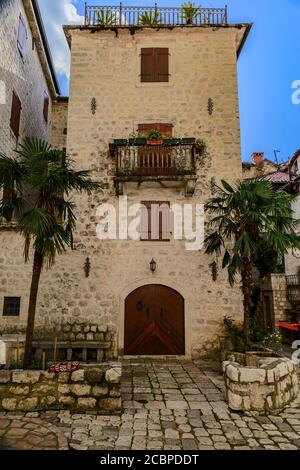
[0,138,102,368]
[205,179,300,345]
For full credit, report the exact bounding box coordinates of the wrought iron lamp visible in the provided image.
[84,257,91,277]
[149,258,157,273]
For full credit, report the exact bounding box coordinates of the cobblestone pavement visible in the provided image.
[0,360,300,450]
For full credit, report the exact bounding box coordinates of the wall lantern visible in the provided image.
[84,257,91,278]
[149,258,157,274]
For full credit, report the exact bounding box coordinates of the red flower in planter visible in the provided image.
[49,361,80,373]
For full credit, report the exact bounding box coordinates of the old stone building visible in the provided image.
[0,0,59,157]
[0,5,252,360]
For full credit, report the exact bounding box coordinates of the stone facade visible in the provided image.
[0,24,251,359]
[261,274,291,325]
[223,356,299,413]
[0,363,121,413]
[0,0,58,157]
[51,98,69,150]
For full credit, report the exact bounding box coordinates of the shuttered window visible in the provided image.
[141,201,170,241]
[43,91,49,122]
[141,48,169,83]
[138,123,173,137]
[10,91,22,138]
[17,15,27,57]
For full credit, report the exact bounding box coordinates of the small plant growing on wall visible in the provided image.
[195,138,207,156]
[96,8,117,26]
[181,2,199,25]
[138,11,161,25]
[147,130,163,145]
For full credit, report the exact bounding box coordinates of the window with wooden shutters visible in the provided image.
[43,91,49,122]
[141,201,170,241]
[10,91,22,138]
[17,15,27,58]
[138,123,173,137]
[140,48,169,83]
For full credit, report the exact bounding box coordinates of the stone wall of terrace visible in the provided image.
[0,363,121,413]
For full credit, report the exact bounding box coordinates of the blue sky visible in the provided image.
[39,0,300,163]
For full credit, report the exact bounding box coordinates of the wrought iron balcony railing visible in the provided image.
[84,3,228,27]
[113,143,196,177]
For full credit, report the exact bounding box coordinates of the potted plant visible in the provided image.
[114,138,128,146]
[182,137,196,145]
[195,138,207,155]
[138,11,161,26]
[147,130,163,146]
[181,2,199,25]
[129,137,147,146]
[96,8,117,26]
[163,138,181,146]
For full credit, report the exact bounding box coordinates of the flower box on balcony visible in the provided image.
[181,137,196,145]
[147,138,164,146]
[129,137,147,146]
[114,139,128,146]
[163,138,181,146]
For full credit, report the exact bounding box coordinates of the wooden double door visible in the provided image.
[124,284,185,355]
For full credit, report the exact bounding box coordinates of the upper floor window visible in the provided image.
[3,297,21,317]
[141,201,170,241]
[17,15,27,58]
[43,91,49,122]
[140,48,169,83]
[10,91,22,138]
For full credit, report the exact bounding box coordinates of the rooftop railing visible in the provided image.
[84,3,228,27]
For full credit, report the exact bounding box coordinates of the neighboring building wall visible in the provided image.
[51,99,68,150]
[0,0,52,156]
[261,274,290,325]
[242,160,279,180]
[0,26,246,359]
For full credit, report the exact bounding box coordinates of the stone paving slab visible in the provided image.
[0,359,299,450]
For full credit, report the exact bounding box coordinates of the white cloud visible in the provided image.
[38,0,84,81]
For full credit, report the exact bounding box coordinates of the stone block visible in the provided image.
[0,371,11,384]
[59,396,75,407]
[86,333,94,341]
[12,371,40,384]
[226,364,239,382]
[32,384,56,394]
[72,384,91,396]
[77,397,97,410]
[40,371,56,380]
[2,398,17,411]
[105,367,121,384]
[92,385,109,396]
[239,367,266,384]
[40,396,56,407]
[58,384,71,394]
[8,385,30,396]
[17,398,38,411]
[71,369,85,382]
[85,368,103,383]
[227,390,243,410]
[58,372,70,383]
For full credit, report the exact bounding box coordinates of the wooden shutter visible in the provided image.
[141,48,169,83]
[156,48,169,82]
[43,92,49,122]
[17,15,27,57]
[10,91,22,138]
[138,123,173,137]
[141,201,170,241]
[141,48,155,82]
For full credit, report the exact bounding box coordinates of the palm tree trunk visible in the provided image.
[241,258,253,346]
[23,251,43,369]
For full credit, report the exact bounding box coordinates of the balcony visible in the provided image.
[84,4,228,27]
[286,275,300,306]
[111,141,198,195]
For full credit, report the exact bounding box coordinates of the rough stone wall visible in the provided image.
[0,27,245,358]
[223,357,299,413]
[0,363,121,413]
[0,0,52,157]
[51,99,68,150]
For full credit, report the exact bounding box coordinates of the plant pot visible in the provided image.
[147,138,163,146]
[182,137,196,144]
[163,138,181,146]
[129,138,146,146]
[114,139,127,146]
